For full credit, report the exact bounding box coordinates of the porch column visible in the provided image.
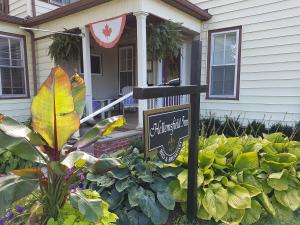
[134,11,148,128]
[81,25,93,116]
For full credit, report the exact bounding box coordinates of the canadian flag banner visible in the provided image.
[89,14,127,48]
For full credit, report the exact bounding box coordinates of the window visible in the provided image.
[0,34,27,98]
[119,46,134,93]
[208,27,241,99]
[0,0,9,14]
[80,54,103,76]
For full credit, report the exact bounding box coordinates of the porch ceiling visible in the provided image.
[22,0,210,39]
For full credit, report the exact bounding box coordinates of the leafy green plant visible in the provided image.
[169,133,300,225]
[47,190,117,225]
[0,151,38,174]
[0,66,125,224]
[147,21,183,62]
[48,29,81,64]
[87,149,181,225]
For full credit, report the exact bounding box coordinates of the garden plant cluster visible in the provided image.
[0,67,299,225]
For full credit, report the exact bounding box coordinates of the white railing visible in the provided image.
[147,95,190,109]
[80,92,133,124]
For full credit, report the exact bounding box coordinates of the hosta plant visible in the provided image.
[169,133,300,225]
[87,149,181,225]
[0,66,125,224]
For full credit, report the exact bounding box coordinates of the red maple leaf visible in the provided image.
[102,24,112,37]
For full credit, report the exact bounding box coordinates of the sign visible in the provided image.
[89,14,127,48]
[144,104,190,163]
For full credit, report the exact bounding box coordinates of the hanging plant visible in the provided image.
[48,28,82,64]
[147,21,183,62]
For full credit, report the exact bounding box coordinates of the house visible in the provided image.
[0,0,299,129]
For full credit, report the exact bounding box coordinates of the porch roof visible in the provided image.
[15,0,211,39]
[25,0,211,27]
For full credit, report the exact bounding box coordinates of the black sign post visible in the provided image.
[133,40,205,221]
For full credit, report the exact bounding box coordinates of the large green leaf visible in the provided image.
[70,190,103,223]
[227,184,251,209]
[262,153,297,172]
[256,192,276,217]
[73,115,125,149]
[267,170,289,191]
[202,186,228,221]
[31,66,80,151]
[0,131,46,164]
[198,149,215,170]
[150,177,168,192]
[221,207,245,225]
[169,180,187,202]
[234,152,259,171]
[0,174,39,215]
[71,73,86,118]
[241,200,262,225]
[157,190,175,210]
[61,151,121,174]
[0,114,44,146]
[274,189,300,211]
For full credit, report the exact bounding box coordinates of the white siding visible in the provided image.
[35,38,55,86]
[35,0,58,16]
[9,0,58,18]
[0,22,34,121]
[190,0,300,125]
[9,0,27,18]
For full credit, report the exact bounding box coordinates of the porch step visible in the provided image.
[93,130,142,157]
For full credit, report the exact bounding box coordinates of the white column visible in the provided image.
[81,25,93,116]
[134,11,148,128]
[156,60,163,107]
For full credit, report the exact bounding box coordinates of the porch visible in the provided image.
[30,0,210,134]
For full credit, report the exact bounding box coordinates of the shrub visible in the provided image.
[169,133,300,225]
[199,116,300,141]
[87,149,181,225]
[0,151,38,174]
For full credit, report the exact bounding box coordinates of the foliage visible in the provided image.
[199,115,300,141]
[87,149,181,225]
[47,190,118,225]
[169,133,300,225]
[0,151,38,174]
[0,66,126,224]
[48,29,81,64]
[147,21,183,62]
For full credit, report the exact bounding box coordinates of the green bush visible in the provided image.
[199,116,300,141]
[86,149,181,225]
[169,133,300,225]
[0,151,38,174]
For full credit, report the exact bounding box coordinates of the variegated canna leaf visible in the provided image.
[71,73,86,118]
[31,67,80,151]
[73,115,126,149]
[0,114,44,146]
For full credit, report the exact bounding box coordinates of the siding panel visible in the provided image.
[194,0,300,126]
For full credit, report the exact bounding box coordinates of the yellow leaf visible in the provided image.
[12,168,41,177]
[74,159,86,168]
[102,115,126,136]
[31,67,80,151]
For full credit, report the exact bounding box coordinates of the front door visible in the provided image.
[119,45,134,94]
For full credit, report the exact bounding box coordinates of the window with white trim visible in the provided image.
[119,46,134,93]
[0,35,27,97]
[208,27,241,99]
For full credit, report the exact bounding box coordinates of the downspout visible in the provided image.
[26,30,38,95]
[31,0,36,17]
[24,0,37,95]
